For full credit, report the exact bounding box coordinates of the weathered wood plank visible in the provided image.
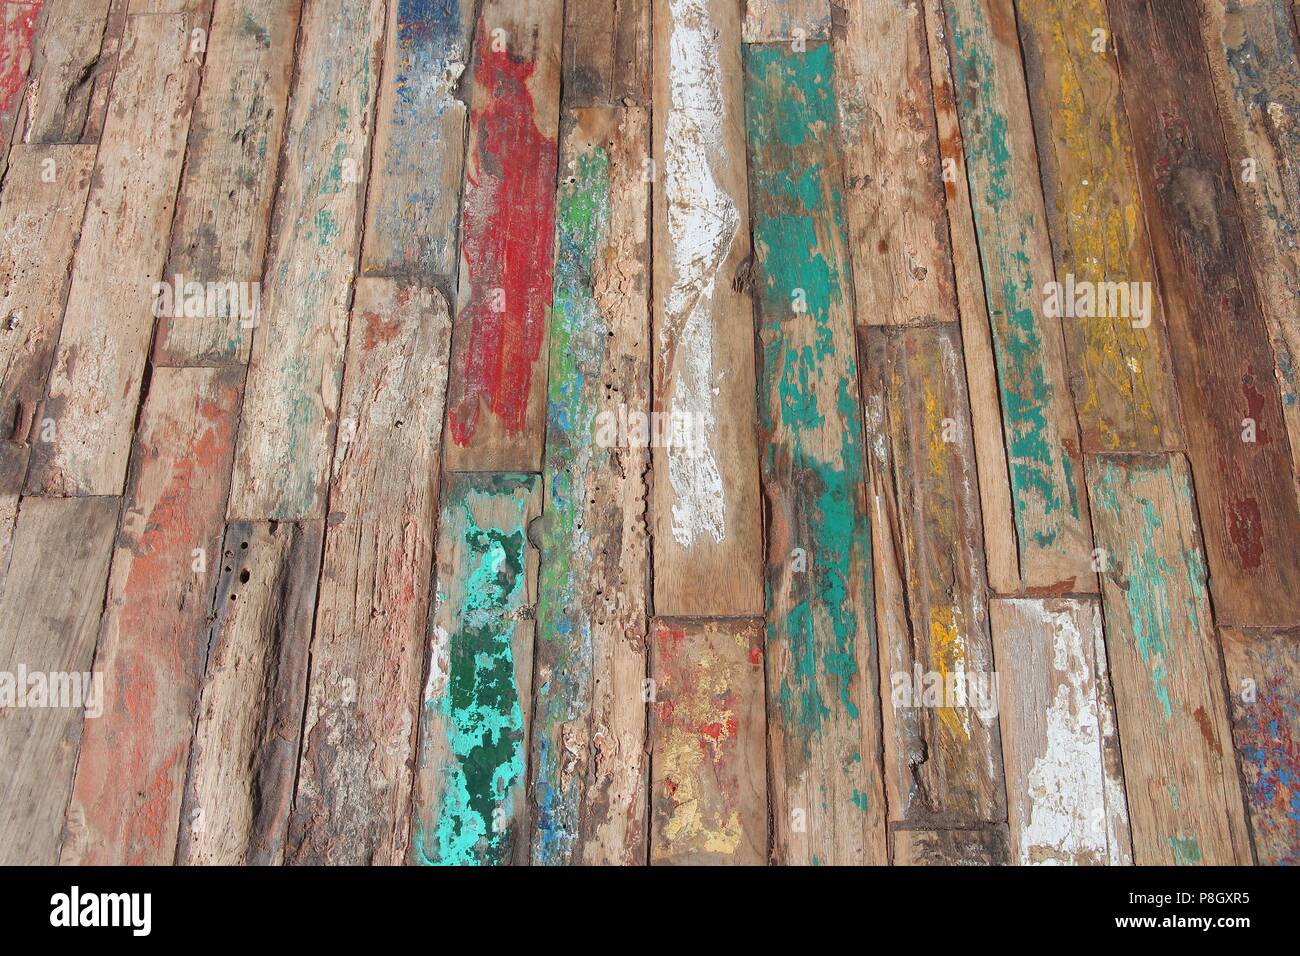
[153,0,300,366]
[288,279,451,865]
[1016,0,1183,452]
[745,41,884,865]
[0,496,116,865]
[743,0,830,41]
[990,597,1132,864]
[177,520,323,866]
[0,145,95,493]
[651,0,764,616]
[893,825,1010,865]
[413,473,541,865]
[443,2,563,472]
[529,107,650,866]
[941,0,1096,592]
[0,0,42,178]
[61,366,241,865]
[861,324,1005,826]
[227,0,384,519]
[1109,0,1300,625]
[16,0,118,145]
[1220,626,1300,866]
[561,0,650,107]
[649,618,767,865]
[1086,453,1252,864]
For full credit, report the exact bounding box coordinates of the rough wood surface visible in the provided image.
[893,825,1010,865]
[15,0,119,145]
[0,0,42,178]
[561,0,650,107]
[744,0,830,41]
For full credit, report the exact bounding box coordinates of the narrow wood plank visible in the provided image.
[0,0,42,177]
[861,324,1005,826]
[1109,0,1300,625]
[288,279,451,865]
[227,0,384,519]
[941,0,1096,592]
[16,0,118,145]
[0,490,14,593]
[0,145,95,493]
[24,13,199,497]
[413,473,541,865]
[1086,453,1252,864]
[61,366,241,865]
[530,107,650,866]
[743,0,830,41]
[443,2,563,472]
[153,0,300,366]
[1221,626,1299,866]
[0,496,116,865]
[1016,0,1183,452]
[651,0,764,616]
[648,618,767,865]
[893,825,1010,865]
[360,0,474,282]
[176,520,323,866]
[990,597,1132,864]
[561,0,650,107]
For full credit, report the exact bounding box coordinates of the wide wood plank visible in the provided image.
[648,619,767,865]
[743,0,829,41]
[16,0,119,145]
[0,0,42,177]
[893,825,1010,865]
[288,279,451,865]
[561,0,650,107]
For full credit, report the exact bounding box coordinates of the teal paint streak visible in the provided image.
[1169,834,1203,865]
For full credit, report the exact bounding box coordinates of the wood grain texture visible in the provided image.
[561,0,650,106]
[991,597,1132,864]
[444,1,563,472]
[1087,453,1252,864]
[62,366,241,865]
[177,520,323,866]
[893,825,1010,865]
[529,107,650,866]
[288,279,451,865]
[649,619,767,865]
[413,473,541,865]
[0,496,116,865]
[0,0,42,178]
[15,0,119,145]
[26,13,200,497]
[1109,0,1300,625]
[228,0,384,519]
[651,0,764,616]
[743,0,830,41]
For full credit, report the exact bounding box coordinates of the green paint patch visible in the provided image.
[1169,834,1203,865]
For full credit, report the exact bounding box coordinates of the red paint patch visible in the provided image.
[1241,377,1272,445]
[0,1,41,117]
[362,310,401,351]
[1225,494,1264,570]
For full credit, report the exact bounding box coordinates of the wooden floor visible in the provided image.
[0,0,1297,866]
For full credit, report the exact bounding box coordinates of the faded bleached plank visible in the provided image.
[413,473,541,865]
[649,619,767,865]
[893,826,1010,865]
[288,279,451,865]
[0,496,116,865]
[444,2,563,472]
[0,0,42,177]
[861,324,1004,826]
[17,0,118,145]
[25,13,200,497]
[742,0,829,41]
[62,366,241,865]
[1109,0,1300,625]
[1086,453,1252,864]
[745,42,884,865]
[990,597,1132,865]
[228,0,384,519]
[1016,0,1182,452]
[561,0,650,106]
[153,0,300,366]
[941,0,1095,592]
[177,520,323,866]
[651,0,764,616]
[530,107,650,866]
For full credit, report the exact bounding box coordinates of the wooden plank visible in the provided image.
[153,0,301,366]
[1015,0,1183,452]
[561,0,650,107]
[176,520,323,866]
[1086,453,1252,864]
[16,0,118,145]
[61,366,241,865]
[360,0,474,283]
[529,107,650,866]
[0,490,14,593]
[648,619,767,865]
[861,324,1005,826]
[921,0,1018,593]
[744,41,884,865]
[893,826,1010,865]
[941,0,1095,592]
[25,13,200,497]
[0,145,95,494]
[227,0,384,519]
[651,0,764,616]
[412,473,541,865]
[990,597,1132,864]
[0,496,116,865]
[1109,0,1300,625]
[443,2,563,472]
[1221,626,1300,866]
[0,0,42,177]
[288,279,451,865]
[743,0,830,41]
